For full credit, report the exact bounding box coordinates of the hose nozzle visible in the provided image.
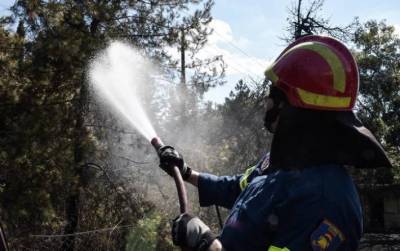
[151,137,164,152]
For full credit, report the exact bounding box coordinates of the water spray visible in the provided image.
[89,41,189,215]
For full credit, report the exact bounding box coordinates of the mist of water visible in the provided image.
[86,40,229,213]
[88,41,157,141]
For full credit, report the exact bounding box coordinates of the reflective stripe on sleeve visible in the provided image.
[239,166,257,191]
[268,246,290,251]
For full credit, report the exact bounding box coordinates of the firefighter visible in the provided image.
[159,35,392,251]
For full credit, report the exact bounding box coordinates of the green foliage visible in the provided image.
[202,80,271,175]
[387,146,400,183]
[354,20,400,147]
[125,212,174,251]
[1,0,219,249]
[2,0,400,249]
[353,20,400,183]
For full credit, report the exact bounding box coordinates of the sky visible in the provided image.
[1,0,400,103]
[203,0,400,103]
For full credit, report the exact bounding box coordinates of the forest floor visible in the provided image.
[360,233,400,250]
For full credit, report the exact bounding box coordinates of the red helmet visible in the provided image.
[265,35,359,111]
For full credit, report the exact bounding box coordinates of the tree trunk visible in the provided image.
[62,81,87,251]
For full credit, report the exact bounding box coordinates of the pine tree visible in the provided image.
[1,0,222,249]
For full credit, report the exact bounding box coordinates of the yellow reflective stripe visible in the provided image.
[265,67,279,83]
[297,42,346,93]
[264,41,346,93]
[268,246,290,251]
[297,88,351,108]
[239,166,256,191]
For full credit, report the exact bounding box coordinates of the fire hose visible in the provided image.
[151,137,223,250]
[151,137,191,251]
[151,137,188,214]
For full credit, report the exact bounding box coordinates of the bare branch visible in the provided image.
[283,0,358,42]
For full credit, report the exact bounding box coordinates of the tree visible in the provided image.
[353,20,400,182]
[284,0,358,42]
[0,0,222,249]
[177,0,226,95]
[197,80,271,177]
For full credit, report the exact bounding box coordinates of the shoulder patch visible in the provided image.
[260,153,270,172]
[310,219,345,251]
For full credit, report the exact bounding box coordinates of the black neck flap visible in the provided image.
[269,106,392,170]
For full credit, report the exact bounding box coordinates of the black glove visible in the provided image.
[158,145,191,180]
[172,213,217,251]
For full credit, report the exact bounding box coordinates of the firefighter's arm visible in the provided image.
[185,157,267,209]
[158,146,244,209]
[191,170,243,209]
[186,169,199,187]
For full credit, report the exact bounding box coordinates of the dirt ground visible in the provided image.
[360,233,400,251]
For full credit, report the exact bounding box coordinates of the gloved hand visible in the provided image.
[172,213,217,251]
[158,146,192,180]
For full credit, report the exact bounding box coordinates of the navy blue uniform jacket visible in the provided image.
[197,154,363,251]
